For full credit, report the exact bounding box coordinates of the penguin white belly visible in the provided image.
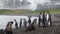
[40,22,42,26]
[47,14,49,21]
[47,14,50,26]
[48,21,50,26]
[40,15,43,26]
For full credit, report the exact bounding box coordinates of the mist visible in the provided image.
[0,0,60,10]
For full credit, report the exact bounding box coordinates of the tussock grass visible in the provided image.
[0,8,60,15]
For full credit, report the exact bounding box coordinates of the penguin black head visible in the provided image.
[8,21,13,24]
[39,13,41,14]
[28,16,31,18]
[20,18,22,20]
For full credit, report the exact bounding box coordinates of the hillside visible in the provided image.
[0,8,60,15]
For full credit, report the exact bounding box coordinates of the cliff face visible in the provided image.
[0,0,31,9]
[0,0,60,10]
[36,0,60,10]
[36,4,60,10]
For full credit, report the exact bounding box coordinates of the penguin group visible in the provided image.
[25,12,52,32]
[38,12,52,27]
[5,12,52,34]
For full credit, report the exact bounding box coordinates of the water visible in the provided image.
[0,15,38,30]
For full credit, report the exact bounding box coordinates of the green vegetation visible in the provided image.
[33,8,60,14]
[0,8,60,15]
